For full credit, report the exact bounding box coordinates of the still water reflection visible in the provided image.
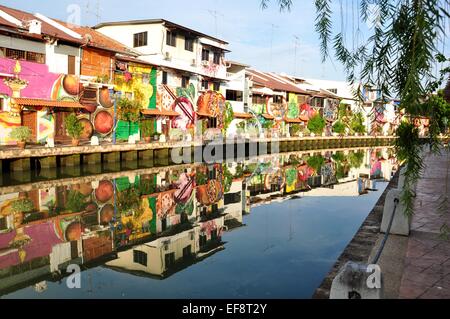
[0,147,398,298]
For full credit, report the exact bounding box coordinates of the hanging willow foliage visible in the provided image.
[261,0,450,216]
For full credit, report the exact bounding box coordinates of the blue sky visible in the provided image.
[3,1,449,81]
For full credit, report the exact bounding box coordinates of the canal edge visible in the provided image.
[312,168,401,299]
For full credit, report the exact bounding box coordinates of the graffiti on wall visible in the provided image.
[286,93,300,119]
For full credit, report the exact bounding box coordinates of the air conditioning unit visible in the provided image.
[191,59,197,67]
[164,52,172,61]
[201,60,209,66]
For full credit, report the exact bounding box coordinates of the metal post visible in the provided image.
[112,90,121,145]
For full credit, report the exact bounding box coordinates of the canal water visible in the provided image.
[0,147,398,299]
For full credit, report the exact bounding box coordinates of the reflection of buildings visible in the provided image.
[0,148,397,294]
[105,214,225,278]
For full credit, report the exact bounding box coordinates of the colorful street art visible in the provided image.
[323,99,339,123]
[286,93,299,119]
[197,90,226,129]
[114,63,157,110]
[299,103,317,122]
[0,57,119,144]
[269,97,287,119]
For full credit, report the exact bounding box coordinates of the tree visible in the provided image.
[261,0,450,216]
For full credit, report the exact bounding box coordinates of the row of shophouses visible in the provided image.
[0,4,406,146]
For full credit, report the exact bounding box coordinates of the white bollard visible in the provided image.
[380,189,411,236]
[90,136,99,146]
[330,261,383,299]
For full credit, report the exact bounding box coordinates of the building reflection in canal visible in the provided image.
[0,147,398,296]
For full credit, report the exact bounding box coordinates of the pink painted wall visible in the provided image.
[0,57,60,99]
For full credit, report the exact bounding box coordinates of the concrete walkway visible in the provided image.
[398,148,450,298]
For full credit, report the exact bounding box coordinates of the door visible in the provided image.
[21,111,37,143]
[54,112,72,144]
[68,55,76,75]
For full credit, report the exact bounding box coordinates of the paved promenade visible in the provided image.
[398,148,450,298]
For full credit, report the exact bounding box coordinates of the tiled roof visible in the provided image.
[13,98,85,109]
[141,109,180,117]
[0,5,137,56]
[56,20,138,56]
[0,5,83,44]
[247,69,308,95]
[233,112,253,119]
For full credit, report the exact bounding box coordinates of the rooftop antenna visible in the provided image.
[293,35,300,77]
[268,23,279,70]
[208,9,224,38]
[85,0,101,25]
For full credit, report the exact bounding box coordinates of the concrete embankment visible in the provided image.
[313,170,400,299]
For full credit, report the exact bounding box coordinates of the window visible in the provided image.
[185,37,194,51]
[201,48,210,62]
[252,95,266,105]
[133,250,148,266]
[328,88,338,94]
[208,117,217,128]
[226,90,243,102]
[162,71,168,85]
[211,229,218,241]
[183,245,192,259]
[165,252,175,267]
[181,76,190,88]
[213,82,220,91]
[213,52,221,65]
[68,55,76,75]
[199,234,207,247]
[133,32,148,48]
[224,192,242,205]
[273,95,283,104]
[201,80,209,90]
[0,217,6,230]
[2,47,45,64]
[166,31,177,47]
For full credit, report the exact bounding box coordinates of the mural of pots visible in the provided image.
[95,180,115,203]
[100,204,114,225]
[79,118,94,139]
[62,75,81,96]
[93,109,114,135]
[99,88,114,108]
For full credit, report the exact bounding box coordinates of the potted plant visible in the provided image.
[308,114,326,136]
[140,120,153,143]
[332,121,346,137]
[9,126,32,149]
[64,114,83,146]
[152,132,161,142]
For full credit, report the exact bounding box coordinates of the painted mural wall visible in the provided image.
[0,57,117,145]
